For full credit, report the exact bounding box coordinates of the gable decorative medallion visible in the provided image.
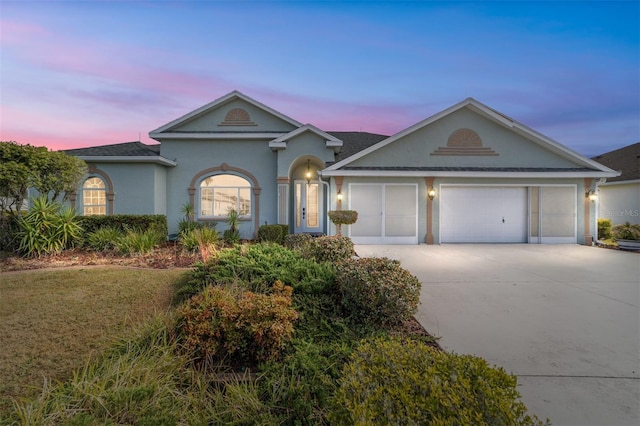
[431,128,498,156]
[219,108,256,126]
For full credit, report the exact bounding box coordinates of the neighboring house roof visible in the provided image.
[591,142,640,183]
[323,97,618,177]
[63,141,176,166]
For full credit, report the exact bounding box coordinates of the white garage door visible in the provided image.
[349,183,418,244]
[441,186,527,243]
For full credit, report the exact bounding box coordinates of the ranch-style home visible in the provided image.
[64,90,618,245]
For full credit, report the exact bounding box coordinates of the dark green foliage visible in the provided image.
[283,232,313,252]
[176,281,298,366]
[115,228,165,255]
[597,218,613,240]
[258,224,289,244]
[86,227,123,252]
[613,222,640,240]
[332,337,546,426]
[222,229,240,245]
[186,243,335,297]
[179,224,219,252]
[0,213,19,251]
[335,257,421,327]
[307,235,355,263]
[78,214,168,236]
[16,196,82,257]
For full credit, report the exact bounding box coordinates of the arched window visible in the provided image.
[83,177,106,215]
[200,174,251,218]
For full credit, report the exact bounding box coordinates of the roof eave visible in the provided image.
[320,170,619,179]
[77,156,177,167]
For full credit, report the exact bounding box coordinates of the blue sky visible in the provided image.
[1,0,638,157]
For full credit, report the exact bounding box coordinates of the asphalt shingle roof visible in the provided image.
[64,141,161,157]
[591,142,640,182]
[328,131,389,163]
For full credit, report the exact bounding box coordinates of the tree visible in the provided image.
[0,141,87,216]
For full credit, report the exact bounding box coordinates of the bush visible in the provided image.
[223,229,240,245]
[87,226,123,252]
[328,210,358,236]
[613,222,640,240]
[176,281,298,366]
[16,196,82,257]
[78,214,167,236]
[187,243,335,297]
[332,337,545,426]
[308,235,355,263]
[115,228,165,255]
[284,233,313,252]
[598,218,613,240]
[0,213,18,251]
[258,224,289,244]
[179,225,219,253]
[335,257,420,327]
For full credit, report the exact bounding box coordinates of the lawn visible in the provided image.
[0,267,187,412]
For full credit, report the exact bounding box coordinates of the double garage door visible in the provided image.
[349,184,418,244]
[348,184,576,244]
[441,186,577,244]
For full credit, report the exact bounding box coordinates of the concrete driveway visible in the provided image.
[355,244,640,426]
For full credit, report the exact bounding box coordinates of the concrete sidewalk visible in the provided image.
[355,244,640,426]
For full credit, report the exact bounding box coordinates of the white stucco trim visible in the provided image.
[323,97,618,175]
[269,124,343,151]
[76,156,177,167]
[149,90,302,136]
[320,170,618,178]
[598,179,640,186]
[152,132,284,140]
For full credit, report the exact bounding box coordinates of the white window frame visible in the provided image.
[199,174,252,219]
[83,177,107,216]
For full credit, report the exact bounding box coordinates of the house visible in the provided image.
[592,142,640,226]
[64,90,618,245]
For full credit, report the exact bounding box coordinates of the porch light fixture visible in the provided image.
[586,189,598,202]
[305,159,312,185]
[427,187,437,200]
[337,190,343,201]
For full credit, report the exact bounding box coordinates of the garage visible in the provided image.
[348,183,418,244]
[440,186,528,243]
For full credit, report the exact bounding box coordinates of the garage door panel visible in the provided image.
[349,183,418,244]
[441,187,527,243]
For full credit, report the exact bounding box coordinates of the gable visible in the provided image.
[324,98,618,178]
[149,91,301,140]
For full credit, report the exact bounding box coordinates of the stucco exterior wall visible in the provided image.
[598,181,640,225]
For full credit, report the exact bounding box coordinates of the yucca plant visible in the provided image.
[115,228,165,255]
[16,196,82,257]
[87,226,123,251]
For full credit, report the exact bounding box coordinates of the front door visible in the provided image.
[294,180,323,233]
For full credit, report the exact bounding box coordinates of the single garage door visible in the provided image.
[349,183,418,244]
[441,186,527,243]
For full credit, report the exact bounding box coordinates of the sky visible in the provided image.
[0,0,638,158]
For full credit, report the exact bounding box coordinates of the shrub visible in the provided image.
[87,226,123,252]
[331,337,545,426]
[308,235,355,263]
[115,228,165,255]
[0,213,18,251]
[78,214,167,236]
[176,281,298,366]
[16,196,82,257]
[284,233,313,253]
[187,243,335,297]
[328,210,358,236]
[335,257,420,327]
[223,229,240,245]
[179,225,218,253]
[258,224,289,244]
[613,222,640,241]
[598,218,613,240]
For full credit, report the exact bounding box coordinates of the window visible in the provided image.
[200,174,251,217]
[83,177,106,215]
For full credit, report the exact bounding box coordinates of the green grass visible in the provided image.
[0,268,187,413]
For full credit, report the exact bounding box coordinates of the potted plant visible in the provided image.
[613,222,640,251]
[328,210,358,236]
